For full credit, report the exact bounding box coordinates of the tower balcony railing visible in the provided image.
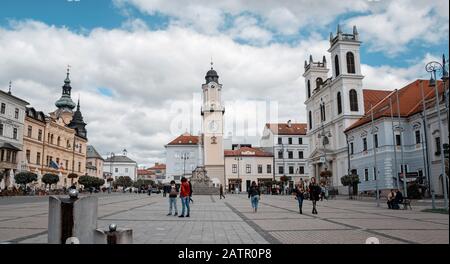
[201,105,225,115]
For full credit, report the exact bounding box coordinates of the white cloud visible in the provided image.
[346,0,449,56]
[0,19,443,166]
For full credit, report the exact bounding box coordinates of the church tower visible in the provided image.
[201,63,225,184]
[328,25,365,117]
[54,68,76,124]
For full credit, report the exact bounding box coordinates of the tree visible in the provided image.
[341,174,360,199]
[320,170,332,185]
[78,176,105,189]
[68,173,78,185]
[133,179,154,188]
[115,176,132,188]
[14,172,38,193]
[42,174,60,189]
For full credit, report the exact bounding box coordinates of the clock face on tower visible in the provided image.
[208,120,219,133]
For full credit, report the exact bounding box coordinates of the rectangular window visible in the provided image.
[15,108,19,119]
[115,168,118,173]
[278,151,283,159]
[278,137,282,145]
[267,164,272,174]
[26,150,31,163]
[279,166,284,175]
[288,151,293,159]
[0,124,3,136]
[396,134,401,146]
[13,128,17,140]
[364,168,369,181]
[373,167,377,181]
[363,138,367,151]
[289,166,294,174]
[258,165,263,174]
[298,151,304,159]
[27,126,32,137]
[232,164,237,173]
[36,152,41,165]
[415,130,421,144]
[125,168,129,173]
[299,166,305,174]
[435,137,441,155]
[246,164,251,174]
[350,142,354,155]
[38,129,42,141]
[0,103,5,114]
[288,138,292,144]
[299,137,303,145]
[374,134,378,148]
[65,160,68,170]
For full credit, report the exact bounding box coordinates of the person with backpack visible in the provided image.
[188,180,194,204]
[167,181,178,216]
[179,177,191,217]
[248,181,261,213]
[309,177,321,214]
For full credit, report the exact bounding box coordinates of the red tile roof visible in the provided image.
[224,147,273,157]
[345,79,446,132]
[363,90,392,113]
[149,163,166,170]
[266,123,307,135]
[137,169,155,175]
[167,133,200,145]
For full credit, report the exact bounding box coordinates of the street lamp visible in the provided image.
[107,152,115,193]
[426,57,449,209]
[234,156,242,193]
[317,99,332,184]
[181,152,190,179]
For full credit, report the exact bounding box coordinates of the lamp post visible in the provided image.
[234,156,242,193]
[426,57,449,209]
[181,152,190,179]
[107,152,115,193]
[369,104,380,207]
[318,99,332,185]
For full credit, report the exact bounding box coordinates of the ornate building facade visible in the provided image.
[22,70,88,188]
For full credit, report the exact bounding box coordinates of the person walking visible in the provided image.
[293,181,305,214]
[188,180,194,204]
[392,189,403,210]
[167,181,178,216]
[309,177,321,214]
[179,177,191,218]
[248,181,261,213]
[219,184,226,199]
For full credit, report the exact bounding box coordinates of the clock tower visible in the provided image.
[201,63,225,184]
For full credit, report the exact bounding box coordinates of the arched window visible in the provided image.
[349,89,359,111]
[337,92,342,114]
[316,78,323,89]
[346,52,355,74]
[57,136,61,146]
[334,55,340,77]
[307,80,311,98]
[309,111,313,130]
[320,104,326,121]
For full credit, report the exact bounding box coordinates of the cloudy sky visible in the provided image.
[0,0,448,167]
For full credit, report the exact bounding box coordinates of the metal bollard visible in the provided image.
[94,223,133,244]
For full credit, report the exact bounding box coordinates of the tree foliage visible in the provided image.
[68,173,78,179]
[115,176,132,188]
[132,179,154,188]
[42,174,60,187]
[14,172,38,186]
[279,176,289,183]
[79,175,105,189]
[340,174,360,186]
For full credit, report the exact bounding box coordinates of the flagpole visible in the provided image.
[370,104,380,207]
[396,90,408,197]
[390,96,400,190]
[420,80,436,209]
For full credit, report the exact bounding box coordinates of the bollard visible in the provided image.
[48,190,98,244]
[94,223,133,244]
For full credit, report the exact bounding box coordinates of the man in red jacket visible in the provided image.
[179,177,191,217]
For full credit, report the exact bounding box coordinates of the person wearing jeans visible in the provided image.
[179,177,191,217]
[167,181,178,216]
[248,181,261,213]
[293,181,305,214]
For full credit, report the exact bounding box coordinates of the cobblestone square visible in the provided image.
[0,193,448,244]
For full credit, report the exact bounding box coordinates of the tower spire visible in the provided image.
[8,81,12,94]
[210,57,214,70]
